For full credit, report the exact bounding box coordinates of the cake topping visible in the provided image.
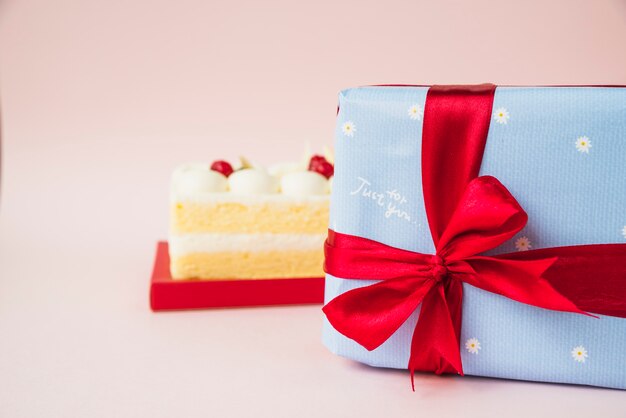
[239,156,254,169]
[210,160,234,177]
[228,168,279,194]
[323,146,335,164]
[281,171,329,196]
[308,155,334,179]
[176,165,229,194]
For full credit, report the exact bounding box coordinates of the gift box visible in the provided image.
[322,85,626,389]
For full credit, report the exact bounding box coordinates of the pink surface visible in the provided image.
[1,0,626,416]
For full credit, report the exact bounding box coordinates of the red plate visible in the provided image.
[150,242,325,311]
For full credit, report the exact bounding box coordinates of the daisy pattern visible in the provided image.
[408,104,423,121]
[493,107,510,124]
[575,136,591,153]
[515,236,532,251]
[465,338,481,354]
[342,121,356,137]
[571,345,588,363]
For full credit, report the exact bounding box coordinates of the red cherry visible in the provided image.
[315,160,334,178]
[309,155,326,166]
[210,160,234,177]
[308,155,334,179]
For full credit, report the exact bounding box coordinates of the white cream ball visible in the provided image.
[281,171,329,196]
[175,166,228,194]
[228,168,279,194]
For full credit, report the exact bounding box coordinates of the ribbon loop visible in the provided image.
[437,176,528,260]
[324,230,434,281]
[323,276,434,351]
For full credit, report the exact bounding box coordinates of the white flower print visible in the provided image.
[408,104,423,121]
[571,345,588,363]
[575,136,591,153]
[465,338,481,354]
[621,225,626,239]
[342,121,356,137]
[515,236,532,252]
[493,107,510,124]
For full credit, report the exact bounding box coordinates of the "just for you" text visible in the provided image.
[350,177,413,223]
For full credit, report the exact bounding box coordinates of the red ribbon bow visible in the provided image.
[322,85,626,389]
[323,176,587,386]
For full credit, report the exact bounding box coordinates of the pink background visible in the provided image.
[1,0,626,416]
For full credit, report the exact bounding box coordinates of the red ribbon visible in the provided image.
[322,84,626,389]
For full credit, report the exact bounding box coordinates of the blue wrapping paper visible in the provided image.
[322,86,626,389]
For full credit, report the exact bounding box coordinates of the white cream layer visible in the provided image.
[169,233,327,256]
[170,191,329,205]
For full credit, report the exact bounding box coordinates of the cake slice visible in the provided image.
[169,156,332,280]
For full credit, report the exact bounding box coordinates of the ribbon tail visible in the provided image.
[408,283,464,390]
[323,277,434,351]
[462,256,588,315]
[445,278,464,361]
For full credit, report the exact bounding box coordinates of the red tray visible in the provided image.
[150,242,325,311]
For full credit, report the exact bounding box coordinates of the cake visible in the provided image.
[169,153,333,280]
